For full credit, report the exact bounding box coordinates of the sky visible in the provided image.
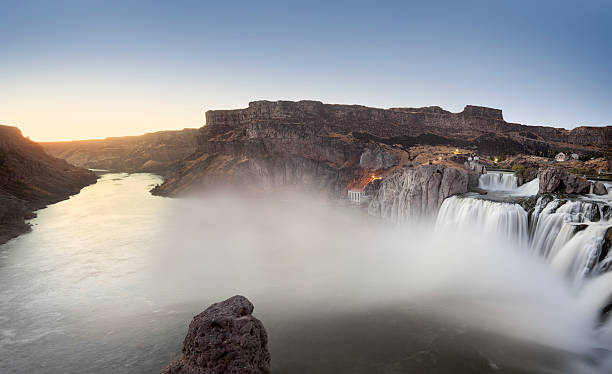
[0,0,610,141]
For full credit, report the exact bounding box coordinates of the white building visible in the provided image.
[348,189,364,204]
[555,152,568,162]
[571,153,580,160]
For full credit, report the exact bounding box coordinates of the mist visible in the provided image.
[147,193,612,373]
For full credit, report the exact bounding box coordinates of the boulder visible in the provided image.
[368,165,468,222]
[161,295,270,374]
[593,181,608,195]
[539,167,591,194]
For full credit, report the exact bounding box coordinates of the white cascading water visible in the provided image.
[437,195,612,283]
[478,172,518,191]
[513,177,540,196]
[435,192,612,373]
[436,196,529,246]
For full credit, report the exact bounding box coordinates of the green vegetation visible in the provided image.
[512,164,528,179]
[569,167,596,176]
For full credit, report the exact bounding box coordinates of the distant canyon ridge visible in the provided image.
[42,129,198,174]
[2,100,610,243]
[41,100,610,198]
[149,100,610,196]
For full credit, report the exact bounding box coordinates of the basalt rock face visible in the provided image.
[359,147,398,171]
[161,295,270,374]
[0,125,97,244]
[42,129,198,174]
[593,181,608,196]
[539,167,591,194]
[368,165,468,221]
[153,100,610,197]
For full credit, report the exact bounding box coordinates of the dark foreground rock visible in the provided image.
[539,167,592,194]
[368,165,468,221]
[161,296,270,374]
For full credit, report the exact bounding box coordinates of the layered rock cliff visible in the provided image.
[153,100,610,198]
[0,125,97,244]
[42,129,198,174]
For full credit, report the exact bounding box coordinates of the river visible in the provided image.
[1,172,611,374]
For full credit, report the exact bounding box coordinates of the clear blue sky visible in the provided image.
[0,0,610,140]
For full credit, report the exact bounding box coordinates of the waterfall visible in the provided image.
[436,194,612,283]
[513,177,539,196]
[530,199,611,281]
[436,196,529,246]
[478,172,518,191]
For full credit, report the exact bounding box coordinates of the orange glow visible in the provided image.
[369,174,382,183]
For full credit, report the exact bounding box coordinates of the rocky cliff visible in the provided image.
[0,125,97,244]
[368,165,468,221]
[153,100,610,198]
[42,128,198,174]
[539,167,607,195]
[161,295,270,374]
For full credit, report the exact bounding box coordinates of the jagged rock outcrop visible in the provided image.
[153,100,610,197]
[539,167,591,194]
[593,181,608,195]
[0,125,97,244]
[42,129,198,174]
[161,295,270,374]
[368,165,468,221]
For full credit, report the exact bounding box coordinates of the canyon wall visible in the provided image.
[0,125,98,244]
[153,100,610,198]
[42,128,198,174]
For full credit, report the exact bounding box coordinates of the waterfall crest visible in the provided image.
[478,172,518,191]
[436,196,529,246]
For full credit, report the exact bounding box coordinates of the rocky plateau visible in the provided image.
[152,100,610,199]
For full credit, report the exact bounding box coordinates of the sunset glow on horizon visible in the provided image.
[1,0,610,141]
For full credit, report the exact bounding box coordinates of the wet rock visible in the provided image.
[368,165,468,221]
[538,167,591,194]
[593,181,608,195]
[161,295,270,374]
[467,171,481,188]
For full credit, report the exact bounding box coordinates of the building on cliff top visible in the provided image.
[555,152,568,162]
